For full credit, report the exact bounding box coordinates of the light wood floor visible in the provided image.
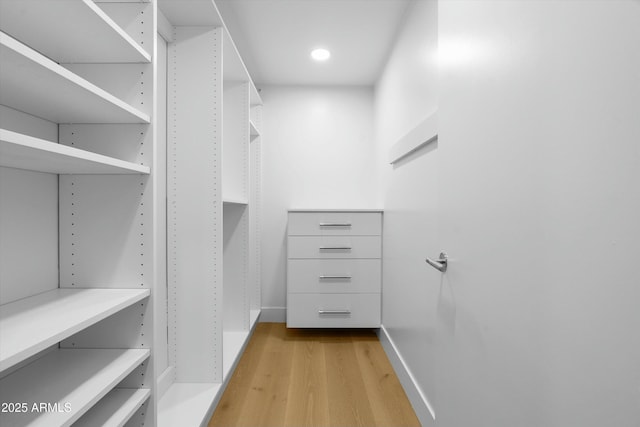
[208,323,420,427]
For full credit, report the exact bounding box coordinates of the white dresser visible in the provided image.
[286,210,382,328]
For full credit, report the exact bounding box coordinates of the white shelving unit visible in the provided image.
[0,129,150,175]
[0,1,159,426]
[0,288,149,372]
[1,1,262,424]
[161,0,263,424]
[0,349,150,427]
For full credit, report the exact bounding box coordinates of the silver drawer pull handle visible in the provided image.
[319,223,352,227]
[318,310,351,316]
[319,246,352,250]
[319,275,352,280]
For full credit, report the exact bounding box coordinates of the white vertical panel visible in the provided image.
[168,26,223,383]
[222,81,249,201]
[223,203,249,331]
[153,30,170,385]
[249,105,262,312]
[0,167,58,305]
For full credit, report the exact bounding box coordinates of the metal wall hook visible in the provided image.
[425,252,448,272]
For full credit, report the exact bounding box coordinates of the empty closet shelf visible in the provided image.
[74,387,151,427]
[0,129,150,175]
[0,32,150,124]
[0,348,150,427]
[0,0,151,64]
[0,288,150,372]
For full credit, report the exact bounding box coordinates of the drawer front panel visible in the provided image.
[288,259,381,293]
[288,236,381,259]
[287,293,381,328]
[288,212,381,236]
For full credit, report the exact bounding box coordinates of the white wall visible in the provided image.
[436,1,640,426]
[260,86,377,318]
[374,0,439,424]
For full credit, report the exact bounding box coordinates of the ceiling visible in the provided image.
[215,0,411,87]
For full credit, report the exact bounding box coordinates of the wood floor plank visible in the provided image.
[208,323,419,427]
[208,323,271,426]
[283,332,330,426]
[324,332,377,427]
[353,335,421,426]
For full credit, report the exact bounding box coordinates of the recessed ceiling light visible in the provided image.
[311,48,331,61]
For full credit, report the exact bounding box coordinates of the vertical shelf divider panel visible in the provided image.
[249,103,263,324]
[167,25,223,385]
[222,81,250,203]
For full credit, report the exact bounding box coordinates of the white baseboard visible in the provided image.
[259,306,286,322]
[377,325,436,426]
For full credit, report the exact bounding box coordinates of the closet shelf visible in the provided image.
[0,0,150,64]
[0,288,150,372]
[0,129,150,175]
[250,120,260,139]
[158,383,222,427]
[0,32,150,124]
[222,197,249,206]
[0,348,149,427]
[74,388,151,427]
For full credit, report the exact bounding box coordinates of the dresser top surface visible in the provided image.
[288,209,384,213]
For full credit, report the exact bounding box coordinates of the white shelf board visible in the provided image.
[0,288,150,372]
[0,129,150,175]
[0,348,150,427]
[0,32,150,124]
[222,197,249,206]
[158,383,221,427]
[223,330,249,380]
[288,208,384,213]
[250,120,260,139]
[74,388,151,427]
[250,309,261,329]
[0,0,150,63]
[388,111,438,164]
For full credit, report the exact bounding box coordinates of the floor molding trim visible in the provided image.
[377,325,436,426]
[259,306,286,322]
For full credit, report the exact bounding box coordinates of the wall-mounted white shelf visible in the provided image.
[388,111,438,164]
[0,348,150,427]
[0,288,150,372]
[250,121,260,140]
[0,0,150,63]
[0,129,150,175]
[0,32,150,124]
[74,388,151,427]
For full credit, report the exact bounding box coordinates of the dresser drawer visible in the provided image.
[288,236,381,259]
[288,259,381,293]
[288,212,381,236]
[287,293,381,328]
